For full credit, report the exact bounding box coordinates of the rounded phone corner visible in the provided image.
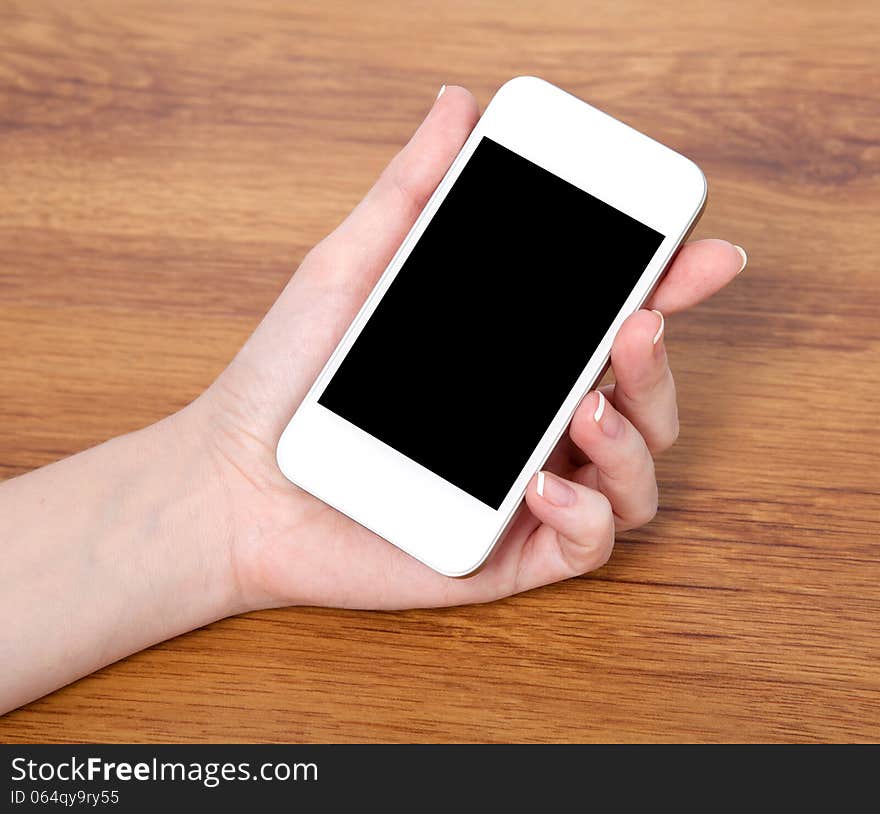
[682,156,709,212]
[429,554,489,579]
[423,538,499,579]
[275,427,294,483]
[490,75,551,106]
[432,500,527,578]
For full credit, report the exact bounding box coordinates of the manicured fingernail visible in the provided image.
[436,84,446,100]
[593,390,606,422]
[536,471,576,507]
[650,309,665,345]
[593,390,623,438]
[734,245,748,274]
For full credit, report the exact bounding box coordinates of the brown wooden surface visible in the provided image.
[1,0,879,743]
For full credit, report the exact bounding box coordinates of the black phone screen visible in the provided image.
[318,137,664,509]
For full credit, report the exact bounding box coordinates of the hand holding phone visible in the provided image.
[207,82,745,608]
[278,77,717,576]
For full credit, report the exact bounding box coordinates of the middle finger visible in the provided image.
[608,308,679,454]
[569,390,658,531]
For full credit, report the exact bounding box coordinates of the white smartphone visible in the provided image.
[276,76,706,577]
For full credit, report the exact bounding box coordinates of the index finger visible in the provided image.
[647,238,747,314]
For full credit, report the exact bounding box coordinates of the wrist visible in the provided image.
[0,402,246,711]
[149,403,248,623]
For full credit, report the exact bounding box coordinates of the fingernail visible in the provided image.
[650,309,665,345]
[593,390,623,438]
[436,84,446,100]
[593,390,606,422]
[536,471,576,507]
[734,245,748,274]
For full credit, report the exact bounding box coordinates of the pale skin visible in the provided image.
[0,86,746,713]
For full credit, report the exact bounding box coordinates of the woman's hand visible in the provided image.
[197,85,748,611]
[0,84,746,712]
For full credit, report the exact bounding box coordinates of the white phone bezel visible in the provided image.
[276,76,707,577]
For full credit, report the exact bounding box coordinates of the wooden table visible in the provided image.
[1,0,878,743]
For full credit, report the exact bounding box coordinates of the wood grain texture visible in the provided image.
[1,0,879,743]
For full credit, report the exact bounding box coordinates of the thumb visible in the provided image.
[299,85,480,294]
[215,86,480,439]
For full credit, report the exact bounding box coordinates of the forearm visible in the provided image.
[0,406,239,713]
